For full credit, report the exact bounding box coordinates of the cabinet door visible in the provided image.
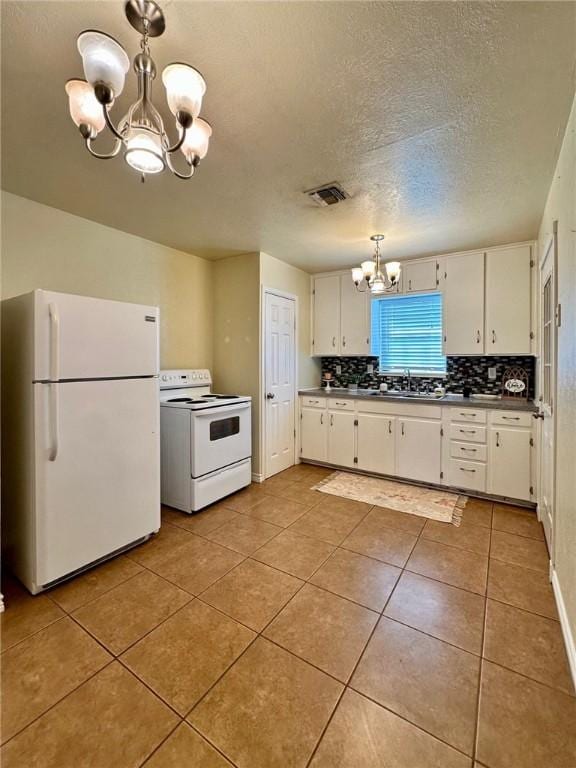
[312,275,340,356]
[300,407,327,461]
[488,427,531,501]
[405,261,437,293]
[485,246,531,354]
[340,277,370,356]
[357,413,396,475]
[397,418,442,484]
[327,411,356,468]
[444,253,485,354]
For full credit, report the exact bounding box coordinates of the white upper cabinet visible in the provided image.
[444,252,485,355]
[312,275,340,356]
[340,277,370,356]
[485,245,531,355]
[405,260,438,293]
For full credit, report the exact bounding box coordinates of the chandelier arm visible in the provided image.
[164,150,194,180]
[102,105,126,142]
[85,135,123,160]
[164,127,187,154]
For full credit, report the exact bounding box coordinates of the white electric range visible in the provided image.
[159,369,252,512]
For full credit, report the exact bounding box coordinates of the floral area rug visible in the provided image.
[313,472,466,526]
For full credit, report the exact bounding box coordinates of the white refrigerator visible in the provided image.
[2,290,161,594]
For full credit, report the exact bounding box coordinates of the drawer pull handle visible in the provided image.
[459,412,476,417]
[496,431,500,447]
[310,400,319,404]
[335,402,347,406]
[320,413,324,425]
[460,467,476,473]
[459,429,476,434]
[501,416,520,421]
[461,447,477,452]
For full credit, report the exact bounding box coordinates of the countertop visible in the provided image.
[298,388,538,412]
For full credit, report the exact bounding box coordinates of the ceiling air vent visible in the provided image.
[305,182,349,207]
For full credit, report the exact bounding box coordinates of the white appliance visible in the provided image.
[1,290,161,594]
[159,369,251,512]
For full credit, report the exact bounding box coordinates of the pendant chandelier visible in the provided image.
[65,0,211,181]
[351,235,401,294]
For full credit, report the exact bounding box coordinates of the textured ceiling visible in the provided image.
[2,1,575,271]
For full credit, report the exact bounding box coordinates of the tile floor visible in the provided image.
[1,465,575,768]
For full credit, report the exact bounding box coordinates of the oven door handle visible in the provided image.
[193,403,251,417]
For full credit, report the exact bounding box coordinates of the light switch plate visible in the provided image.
[367,363,374,374]
[488,367,497,380]
[336,364,342,375]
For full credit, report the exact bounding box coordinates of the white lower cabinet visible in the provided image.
[488,426,532,501]
[397,417,442,484]
[299,396,533,502]
[300,406,327,462]
[357,413,396,475]
[327,410,356,468]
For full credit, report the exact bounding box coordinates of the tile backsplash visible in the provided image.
[321,356,536,399]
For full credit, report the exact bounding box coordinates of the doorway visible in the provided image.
[538,230,557,555]
[262,290,297,478]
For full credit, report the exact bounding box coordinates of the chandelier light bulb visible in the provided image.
[180,117,212,161]
[361,260,376,279]
[65,79,106,134]
[125,130,165,174]
[162,63,206,119]
[385,261,401,285]
[77,30,130,98]
[351,267,364,285]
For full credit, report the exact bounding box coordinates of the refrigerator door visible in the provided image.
[33,290,159,381]
[33,377,160,589]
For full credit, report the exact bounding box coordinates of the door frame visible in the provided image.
[259,287,299,481]
[537,229,558,562]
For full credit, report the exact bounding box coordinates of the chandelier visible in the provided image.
[351,235,401,294]
[65,0,211,181]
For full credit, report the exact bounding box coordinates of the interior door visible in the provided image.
[34,290,159,380]
[34,377,160,588]
[485,245,531,354]
[312,275,340,356]
[264,291,296,477]
[538,236,556,550]
[444,253,485,354]
[340,277,369,355]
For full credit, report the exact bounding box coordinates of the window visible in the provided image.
[371,292,446,374]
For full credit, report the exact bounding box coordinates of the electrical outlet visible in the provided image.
[367,363,374,374]
[336,364,342,375]
[488,367,497,380]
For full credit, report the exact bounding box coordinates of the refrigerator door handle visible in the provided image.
[48,302,60,382]
[48,383,59,461]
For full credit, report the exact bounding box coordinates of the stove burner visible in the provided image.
[167,397,194,403]
[212,394,239,399]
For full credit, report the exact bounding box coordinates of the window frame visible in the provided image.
[370,291,447,377]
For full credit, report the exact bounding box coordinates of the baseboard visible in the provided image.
[551,567,576,690]
[251,473,264,483]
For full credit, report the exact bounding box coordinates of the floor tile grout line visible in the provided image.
[0,612,69,656]
[186,722,242,768]
[471,503,493,763]
[1,656,117,748]
[135,719,184,768]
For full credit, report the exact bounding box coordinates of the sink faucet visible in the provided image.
[405,368,412,393]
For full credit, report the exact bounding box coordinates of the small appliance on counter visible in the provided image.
[159,370,251,512]
[2,290,161,594]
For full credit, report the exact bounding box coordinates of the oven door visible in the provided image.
[190,402,252,478]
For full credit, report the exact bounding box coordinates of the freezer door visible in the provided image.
[34,290,159,380]
[34,377,160,588]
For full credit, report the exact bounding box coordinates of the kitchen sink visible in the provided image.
[369,391,444,400]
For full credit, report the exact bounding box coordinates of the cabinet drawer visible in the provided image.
[450,408,487,424]
[490,410,532,428]
[447,459,486,492]
[328,399,355,411]
[301,396,326,409]
[450,441,487,462]
[449,424,486,443]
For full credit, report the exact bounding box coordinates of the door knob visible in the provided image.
[266,392,275,399]
[533,413,544,420]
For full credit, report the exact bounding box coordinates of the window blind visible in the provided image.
[371,292,446,374]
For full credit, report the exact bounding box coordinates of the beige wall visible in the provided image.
[1,192,213,370]
[211,252,262,472]
[538,94,576,648]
